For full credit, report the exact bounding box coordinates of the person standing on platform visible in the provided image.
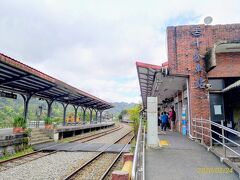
[166,111,170,129]
[158,113,160,129]
[161,112,168,131]
[158,112,163,131]
[169,106,176,131]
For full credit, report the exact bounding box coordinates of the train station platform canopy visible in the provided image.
[136,61,162,109]
[136,61,186,110]
[0,53,113,110]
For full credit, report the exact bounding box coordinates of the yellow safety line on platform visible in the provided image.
[122,160,132,180]
[159,139,169,147]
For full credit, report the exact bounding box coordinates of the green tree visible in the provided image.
[118,114,122,120]
[127,104,141,137]
[118,109,128,120]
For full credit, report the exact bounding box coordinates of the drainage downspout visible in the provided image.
[186,78,194,139]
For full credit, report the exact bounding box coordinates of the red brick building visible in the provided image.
[137,23,240,144]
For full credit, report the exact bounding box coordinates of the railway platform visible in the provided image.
[55,122,115,133]
[0,122,114,139]
[0,122,115,156]
[0,128,13,136]
[146,131,239,180]
[53,122,115,140]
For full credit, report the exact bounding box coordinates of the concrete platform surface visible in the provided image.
[55,122,115,133]
[0,128,13,136]
[146,131,239,180]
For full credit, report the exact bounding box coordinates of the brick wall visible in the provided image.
[208,52,240,77]
[167,24,240,76]
[167,23,240,145]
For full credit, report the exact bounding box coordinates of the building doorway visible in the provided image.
[209,78,240,144]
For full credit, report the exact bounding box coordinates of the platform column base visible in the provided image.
[112,171,129,180]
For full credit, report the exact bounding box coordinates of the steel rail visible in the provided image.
[70,124,122,143]
[99,135,134,180]
[0,124,122,171]
[0,151,57,172]
[63,130,133,180]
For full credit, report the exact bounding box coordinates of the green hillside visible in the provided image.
[0,96,137,125]
[105,102,137,116]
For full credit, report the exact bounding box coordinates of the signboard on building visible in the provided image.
[190,26,206,89]
[0,92,17,99]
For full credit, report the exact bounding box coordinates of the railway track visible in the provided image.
[63,131,134,180]
[99,141,132,180]
[102,154,124,180]
[70,124,123,143]
[0,124,123,172]
[0,151,57,172]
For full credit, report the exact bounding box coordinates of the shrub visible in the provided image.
[23,128,32,137]
[44,117,53,125]
[13,116,26,128]
[127,104,141,137]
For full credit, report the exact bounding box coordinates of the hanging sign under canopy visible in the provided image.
[0,91,17,99]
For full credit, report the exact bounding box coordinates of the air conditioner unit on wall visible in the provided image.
[161,67,169,76]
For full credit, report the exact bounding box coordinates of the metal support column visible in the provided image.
[100,111,103,123]
[46,99,54,118]
[73,105,79,125]
[96,110,99,124]
[94,110,98,124]
[90,109,93,124]
[62,103,69,126]
[21,93,33,127]
[82,107,86,124]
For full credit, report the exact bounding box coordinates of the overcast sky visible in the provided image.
[0,0,239,103]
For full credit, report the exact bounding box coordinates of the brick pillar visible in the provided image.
[189,76,211,145]
[123,153,133,163]
[112,171,129,180]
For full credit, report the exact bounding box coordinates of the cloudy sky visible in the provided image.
[0,0,239,103]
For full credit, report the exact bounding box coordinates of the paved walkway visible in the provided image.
[146,131,239,180]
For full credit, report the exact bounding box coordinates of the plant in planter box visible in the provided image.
[13,116,26,133]
[44,117,53,129]
[23,128,32,137]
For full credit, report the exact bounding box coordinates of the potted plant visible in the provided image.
[44,117,53,129]
[13,116,26,133]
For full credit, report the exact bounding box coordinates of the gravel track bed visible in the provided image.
[0,152,52,172]
[0,125,118,173]
[105,154,124,180]
[87,124,132,144]
[116,133,134,144]
[73,153,118,180]
[0,152,97,180]
[69,135,133,180]
[0,123,130,180]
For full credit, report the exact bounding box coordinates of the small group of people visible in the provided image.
[158,106,176,132]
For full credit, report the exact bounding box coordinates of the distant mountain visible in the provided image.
[105,102,137,116]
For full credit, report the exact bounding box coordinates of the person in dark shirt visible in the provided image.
[169,106,176,131]
[158,113,160,127]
